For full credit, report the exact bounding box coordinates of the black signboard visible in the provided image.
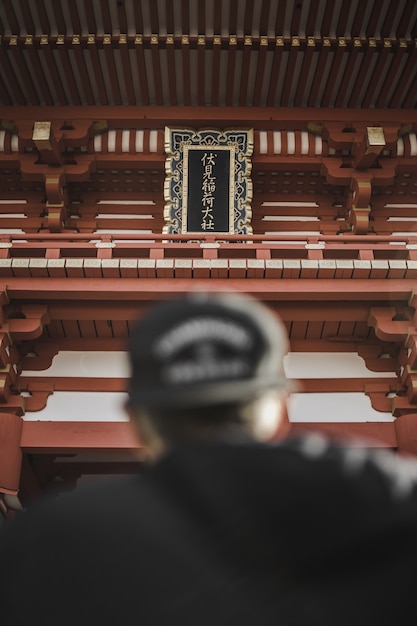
[164,127,253,235]
[185,148,231,233]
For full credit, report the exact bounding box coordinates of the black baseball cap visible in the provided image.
[127,291,289,410]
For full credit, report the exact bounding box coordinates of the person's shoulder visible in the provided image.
[277,432,417,503]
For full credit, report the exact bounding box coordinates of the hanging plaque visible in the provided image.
[164,128,253,234]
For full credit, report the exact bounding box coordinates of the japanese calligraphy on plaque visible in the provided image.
[164,128,253,234]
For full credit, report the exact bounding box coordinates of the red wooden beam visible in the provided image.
[2,106,417,129]
[21,421,141,454]
[19,419,398,454]
[290,421,397,448]
[3,277,416,301]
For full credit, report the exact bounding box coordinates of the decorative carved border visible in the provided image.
[164,127,253,234]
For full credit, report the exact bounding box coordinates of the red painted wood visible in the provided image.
[19,420,398,454]
[2,105,417,128]
[20,421,141,454]
[0,413,23,494]
[289,422,397,448]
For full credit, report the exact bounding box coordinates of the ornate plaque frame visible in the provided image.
[164,127,253,235]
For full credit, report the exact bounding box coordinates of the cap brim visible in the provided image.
[128,375,290,410]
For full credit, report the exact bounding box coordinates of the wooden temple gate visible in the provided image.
[1,0,417,516]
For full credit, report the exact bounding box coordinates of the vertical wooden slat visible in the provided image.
[103,37,122,105]
[320,2,337,35]
[149,0,160,33]
[365,3,383,37]
[197,37,206,106]
[72,37,95,105]
[166,35,178,106]
[229,0,239,35]
[0,43,26,104]
[401,47,417,108]
[244,0,255,35]
[280,38,300,106]
[36,0,52,34]
[100,0,113,34]
[150,35,163,105]
[198,0,206,34]
[307,39,331,107]
[86,36,109,104]
[119,36,136,105]
[182,37,191,105]
[213,0,222,34]
[347,41,377,108]
[9,41,40,104]
[0,8,6,35]
[41,39,69,104]
[84,1,97,33]
[117,1,128,34]
[375,40,406,107]
[18,0,36,35]
[211,35,221,105]
[62,320,82,339]
[132,2,144,32]
[304,0,320,36]
[50,1,67,34]
[225,37,237,105]
[290,0,304,33]
[67,1,82,35]
[306,321,324,339]
[252,36,268,106]
[350,2,368,36]
[134,36,150,105]
[335,1,353,37]
[396,1,416,38]
[181,0,190,34]
[0,65,13,105]
[259,0,272,35]
[239,37,252,105]
[275,0,288,33]
[25,39,53,104]
[361,40,391,108]
[46,320,66,339]
[58,41,82,105]
[334,39,361,107]
[321,39,347,107]
[2,0,20,34]
[294,37,315,106]
[411,11,417,39]
[165,0,175,33]
[266,37,284,105]
[380,2,401,38]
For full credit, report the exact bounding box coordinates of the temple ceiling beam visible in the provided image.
[2,106,417,130]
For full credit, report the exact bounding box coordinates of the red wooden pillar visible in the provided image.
[0,413,23,496]
[394,413,417,456]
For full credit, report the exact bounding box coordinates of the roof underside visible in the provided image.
[1,0,417,108]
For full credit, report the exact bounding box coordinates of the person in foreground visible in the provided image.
[1,291,417,625]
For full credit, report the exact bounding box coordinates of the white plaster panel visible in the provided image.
[22,351,130,377]
[22,391,129,422]
[288,392,394,423]
[22,390,394,424]
[283,352,395,378]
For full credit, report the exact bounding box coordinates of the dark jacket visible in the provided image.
[1,435,417,625]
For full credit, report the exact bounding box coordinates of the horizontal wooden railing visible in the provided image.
[0,233,415,279]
